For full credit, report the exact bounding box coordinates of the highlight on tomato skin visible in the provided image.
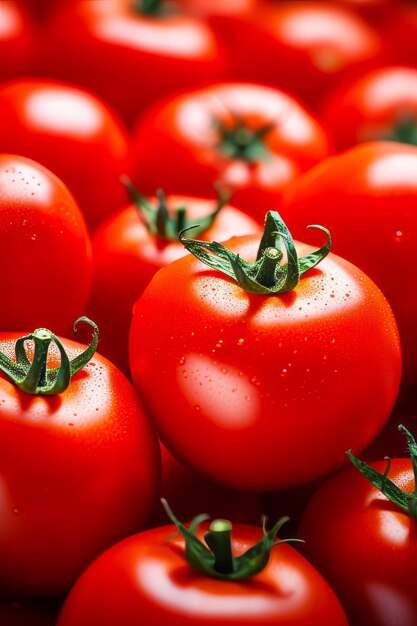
[56,506,349,626]
[129,211,401,492]
[0,320,160,598]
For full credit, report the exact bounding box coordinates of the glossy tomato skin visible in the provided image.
[299,459,417,626]
[88,196,261,374]
[0,331,160,598]
[129,235,401,491]
[57,522,349,626]
[42,0,225,126]
[223,2,386,109]
[0,2,38,83]
[0,154,91,337]
[322,66,417,150]
[0,79,131,229]
[130,83,330,223]
[282,142,417,387]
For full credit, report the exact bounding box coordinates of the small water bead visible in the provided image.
[237,338,245,346]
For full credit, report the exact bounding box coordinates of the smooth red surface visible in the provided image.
[0,79,131,229]
[130,83,330,222]
[42,0,225,125]
[88,196,261,374]
[322,66,417,150]
[282,142,417,386]
[0,154,91,336]
[300,458,417,626]
[0,2,37,82]
[129,234,401,491]
[57,523,348,626]
[0,330,160,598]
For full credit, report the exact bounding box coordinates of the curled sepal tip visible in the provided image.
[161,498,303,581]
[179,210,331,295]
[0,317,98,395]
[346,424,417,522]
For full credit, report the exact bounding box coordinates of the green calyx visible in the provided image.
[0,317,98,395]
[122,176,230,241]
[215,117,273,163]
[382,114,417,146]
[179,210,331,295]
[162,499,303,580]
[133,0,165,16]
[347,425,417,522]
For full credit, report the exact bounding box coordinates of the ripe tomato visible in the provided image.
[88,190,261,374]
[299,438,417,626]
[129,214,401,491]
[129,83,330,222]
[0,320,160,598]
[222,1,386,109]
[0,2,37,83]
[322,66,417,150]
[0,79,131,229]
[0,154,91,336]
[282,141,417,386]
[42,0,225,126]
[57,514,348,626]
[385,4,417,66]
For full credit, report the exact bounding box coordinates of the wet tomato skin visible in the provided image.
[129,234,401,492]
[0,332,160,598]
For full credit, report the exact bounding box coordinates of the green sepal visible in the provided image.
[347,424,417,521]
[122,176,229,242]
[215,117,274,163]
[0,317,98,395]
[383,114,417,146]
[179,210,331,295]
[161,498,303,581]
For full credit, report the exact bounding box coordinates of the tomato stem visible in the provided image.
[204,520,235,575]
[133,0,165,16]
[216,119,273,163]
[382,114,417,146]
[121,176,230,242]
[0,317,98,395]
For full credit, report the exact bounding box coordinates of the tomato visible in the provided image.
[281,142,417,386]
[0,2,37,83]
[221,1,386,109]
[299,437,417,626]
[41,0,225,126]
[0,320,160,598]
[129,83,330,222]
[322,66,417,150]
[129,213,401,491]
[88,190,261,374]
[385,4,417,66]
[0,79,131,229]
[57,513,348,626]
[0,154,91,336]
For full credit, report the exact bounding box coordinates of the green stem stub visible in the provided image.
[161,499,303,581]
[122,176,230,241]
[382,114,417,146]
[0,317,98,395]
[347,425,417,522]
[215,117,274,163]
[179,211,331,295]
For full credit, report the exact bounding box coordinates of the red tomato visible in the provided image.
[0,154,91,336]
[0,324,160,598]
[57,520,348,626]
[222,1,386,109]
[129,226,401,491]
[281,142,417,386]
[42,0,225,126]
[385,4,417,66]
[0,2,37,83]
[129,83,330,222]
[322,66,417,150]
[299,456,417,626]
[88,192,261,374]
[0,79,131,229]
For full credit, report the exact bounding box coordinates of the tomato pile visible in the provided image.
[1,1,417,624]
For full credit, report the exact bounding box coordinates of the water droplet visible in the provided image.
[31,234,37,241]
[12,506,23,516]
[194,405,201,412]
[394,230,403,242]
[237,338,245,346]
[68,422,74,427]
[22,219,28,226]
[179,356,186,365]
